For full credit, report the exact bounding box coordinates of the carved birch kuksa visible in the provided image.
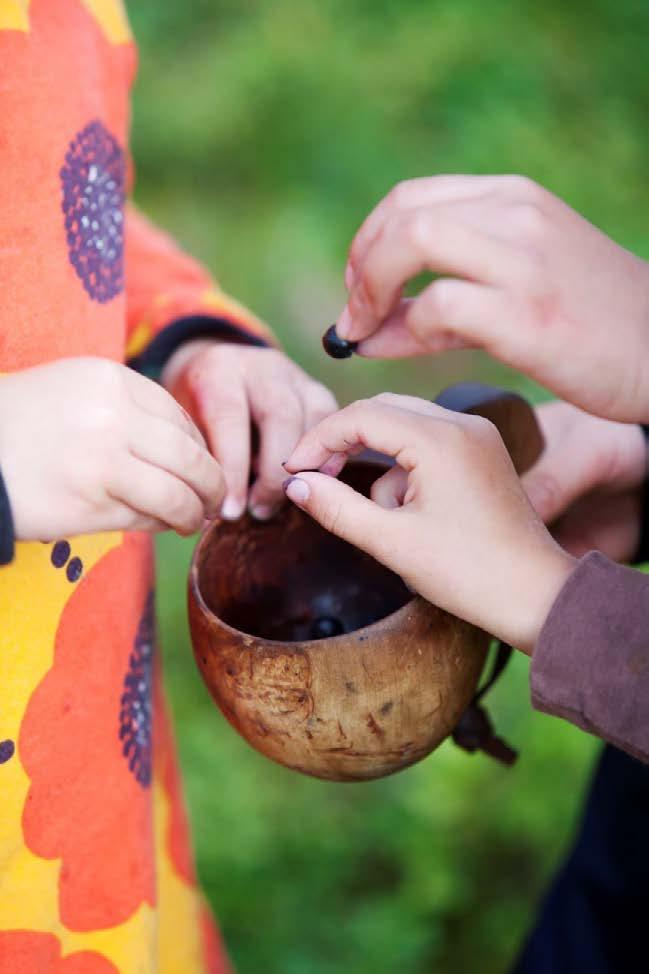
[188,385,544,782]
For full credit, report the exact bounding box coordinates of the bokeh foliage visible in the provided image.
[129,1,649,971]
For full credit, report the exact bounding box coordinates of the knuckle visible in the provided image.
[91,356,122,390]
[348,397,373,419]
[406,211,432,251]
[370,479,383,503]
[321,498,345,537]
[87,404,124,441]
[162,485,195,525]
[259,396,301,425]
[528,471,560,515]
[501,174,543,201]
[354,269,378,312]
[388,179,416,207]
[447,414,498,451]
[511,201,547,243]
[472,415,501,445]
[373,392,397,406]
[431,278,459,317]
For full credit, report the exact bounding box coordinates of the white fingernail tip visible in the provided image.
[221,497,245,520]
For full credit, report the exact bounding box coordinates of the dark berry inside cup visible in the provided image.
[322,324,358,359]
[309,616,345,639]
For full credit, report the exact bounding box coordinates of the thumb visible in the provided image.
[521,437,599,524]
[283,472,395,565]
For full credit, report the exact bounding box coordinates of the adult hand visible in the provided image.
[338,175,649,421]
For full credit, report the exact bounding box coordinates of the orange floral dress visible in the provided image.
[0,2,270,971]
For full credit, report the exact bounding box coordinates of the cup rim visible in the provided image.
[188,516,421,650]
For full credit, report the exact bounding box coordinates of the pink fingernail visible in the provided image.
[337,306,352,339]
[283,477,310,504]
[250,503,275,521]
[344,262,354,290]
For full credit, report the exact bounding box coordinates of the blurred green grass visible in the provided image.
[129,1,649,971]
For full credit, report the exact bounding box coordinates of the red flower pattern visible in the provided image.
[0,933,117,974]
[20,534,156,931]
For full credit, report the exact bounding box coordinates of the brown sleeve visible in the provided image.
[531,551,649,763]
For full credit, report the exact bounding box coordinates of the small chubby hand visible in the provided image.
[162,341,338,521]
[0,357,225,540]
[284,394,575,654]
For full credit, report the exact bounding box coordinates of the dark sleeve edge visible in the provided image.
[127,315,270,381]
[633,424,649,564]
[0,468,15,565]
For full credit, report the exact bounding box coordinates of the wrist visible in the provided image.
[160,338,217,391]
[500,543,577,655]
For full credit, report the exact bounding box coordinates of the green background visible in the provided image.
[128,2,649,971]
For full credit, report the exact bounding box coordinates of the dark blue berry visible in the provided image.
[66,557,83,583]
[0,740,15,764]
[310,616,345,639]
[51,540,71,568]
[322,324,358,359]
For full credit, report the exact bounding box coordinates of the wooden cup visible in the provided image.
[188,385,544,782]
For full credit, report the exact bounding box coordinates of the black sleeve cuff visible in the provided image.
[634,424,649,564]
[0,468,15,565]
[127,315,270,381]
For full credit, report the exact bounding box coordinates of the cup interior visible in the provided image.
[194,462,412,642]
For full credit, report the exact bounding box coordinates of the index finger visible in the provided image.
[284,397,448,474]
[347,175,507,283]
[125,368,206,448]
[341,206,524,343]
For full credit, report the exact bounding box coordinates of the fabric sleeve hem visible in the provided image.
[530,550,649,763]
[127,314,271,380]
[0,468,15,565]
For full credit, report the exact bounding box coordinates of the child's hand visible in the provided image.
[337,176,649,421]
[162,342,338,520]
[0,358,225,540]
[284,394,575,654]
[522,401,647,561]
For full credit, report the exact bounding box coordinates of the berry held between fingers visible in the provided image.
[322,325,358,360]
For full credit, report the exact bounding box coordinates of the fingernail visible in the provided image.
[336,305,353,339]
[250,503,275,521]
[221,497,245,520]
[283,476,310,504]
[344,262,354,290]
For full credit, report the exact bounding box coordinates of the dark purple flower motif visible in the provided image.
[60,120,125,303]
[119,592,154,787]
[0,740,14,764]
[66,557,83,583]
[51,540,71,568]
